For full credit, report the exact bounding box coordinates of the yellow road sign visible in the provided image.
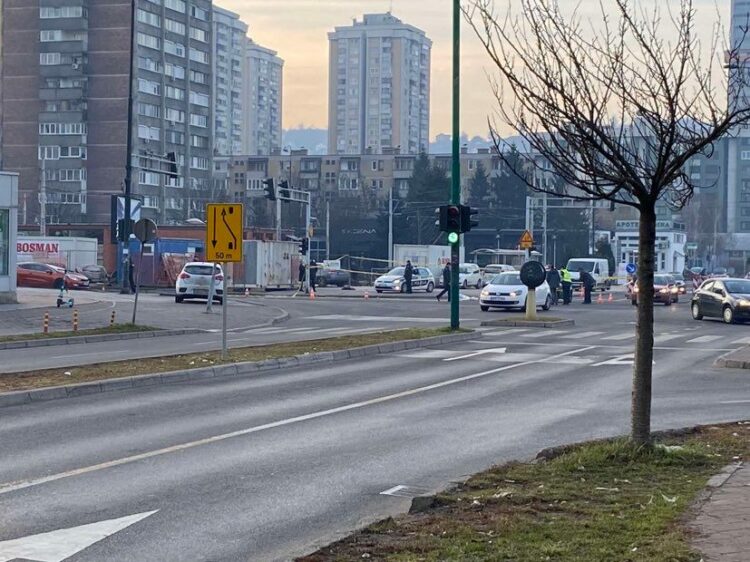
[206,203,244,262]
[519,229,534,250]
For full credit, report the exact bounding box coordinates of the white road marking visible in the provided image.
[731,337,750,345]
[443,348,507,361]
[592,353,656,367]
[309,315,443,324]
[560,331,603,340]
[0,346,595,496]
[53,350,131,359]
[397,350,458,359]
[0,511,158,562]
[721,400,750,404]
[481,329,529,336]
[523,330,567,338]
[600,332,634,341]
[653,333,683,343]
[687,335,724,344]
[380,485,408,496]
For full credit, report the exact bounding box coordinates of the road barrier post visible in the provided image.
[73,309,79,332]
[110,310,116,327]
[43,312,49,334]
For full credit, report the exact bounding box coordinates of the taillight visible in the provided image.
[179,272,191,279]
[214,274,224,281]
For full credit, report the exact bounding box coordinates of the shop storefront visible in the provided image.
[614,219,687,274]
[0,172,19,303]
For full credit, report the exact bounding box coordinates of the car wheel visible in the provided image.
[664,299,671,306]
[476,280,482,289]
[480,305,489,312]
[175,296,184,303]
[691,302,703,320]
[376,289,382,294]
[53,278,64,290]
[542,295,551,311]
[723,306,735,324]
[462,280,468,289]
[426,282,434,293]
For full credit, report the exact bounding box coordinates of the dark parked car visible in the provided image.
[317,268,351,287]
[631,274,679,306]
[76,264,110,284]
[691,278,750,324]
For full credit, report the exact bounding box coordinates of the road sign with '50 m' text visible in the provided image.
[206,203,244,262]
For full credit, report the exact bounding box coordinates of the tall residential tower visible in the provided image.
[328,13,431,155]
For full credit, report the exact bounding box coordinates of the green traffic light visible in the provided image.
[448,232,459,244]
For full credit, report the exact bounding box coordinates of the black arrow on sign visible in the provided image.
[211,207,217,248]
[221,208,238,250]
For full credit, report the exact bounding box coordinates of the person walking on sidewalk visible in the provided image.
[309,260,318,293]
[546,265,561,305]
[404,260,414,294]
[580,269,595,304]
[560,266,572,305]
[436,263,451,302]
[298,261,306,291]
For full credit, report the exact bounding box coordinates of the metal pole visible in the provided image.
[589,199,595,255]
[388,183,393,265]
[305,196,311,292]
[131,243,145,324]
[525,196,532,261]
[221,261,228,359]
[275,198,281,241]
[39,159,46,236]
[120,0,136,294]
[326,199,330,260]
[450,0,460,329]
[205,261,217,313]
[542,192,548,264]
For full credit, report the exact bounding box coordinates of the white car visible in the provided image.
[481,264,516,287]
[175,262,224,303]
[480,271,552,311]
[374,266,435,293]
[458,263,482,289]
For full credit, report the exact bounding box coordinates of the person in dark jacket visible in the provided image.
[546,265,561,305]
[309,260,318,292]
[435,263,451,302]
[404,260,413,293]
[580,269,595,304]
[298,262,306,291]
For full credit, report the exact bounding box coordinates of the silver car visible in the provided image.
[374,266,435,293]
[175,262,224,303]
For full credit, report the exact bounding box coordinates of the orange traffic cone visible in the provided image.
[608,292,613,303]
[309,289,315,300]
[597,293,604,304]
[364,291,370,300]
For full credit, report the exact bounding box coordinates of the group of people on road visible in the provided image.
[545,264,595,305]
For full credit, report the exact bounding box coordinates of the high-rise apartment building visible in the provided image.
[212,6,245,157]
[328,13,431,156]
[0,0,214,227]
[243,40,283,156]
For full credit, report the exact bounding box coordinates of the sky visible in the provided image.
[220,0,730,139]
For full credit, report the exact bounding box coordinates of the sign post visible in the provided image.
[131,218,157,325]
[206,203,244,360]
[519,261,546,321]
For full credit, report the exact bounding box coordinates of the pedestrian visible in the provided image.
[404,260,413,294]
[298,261,306,291]
[436,263,451,302]
[546,265,561,305]
[128,261,136,294]
[560,265,572,305]
[580,269,595,304]
[309,260,318,293]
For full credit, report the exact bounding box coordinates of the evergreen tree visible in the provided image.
[468,161,491,207]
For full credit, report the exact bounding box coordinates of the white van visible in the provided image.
[566,258,611,290]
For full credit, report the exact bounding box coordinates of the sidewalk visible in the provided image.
[691,463,750,561]
[715,346,750,369]
[0,287,103,311]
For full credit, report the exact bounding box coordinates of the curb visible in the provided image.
[0,329,204,351]
[481,318,574,328]
[714,349,750,370]
[0,331,477,408]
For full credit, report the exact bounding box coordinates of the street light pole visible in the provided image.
[120,0,136,294]
[449,0,461,329]
[388,183,393,265]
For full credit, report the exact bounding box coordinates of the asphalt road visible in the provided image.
[1,301,749,561]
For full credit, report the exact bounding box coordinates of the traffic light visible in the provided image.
[117,219,135,242]
[278,180,291,199]
[460,205,479,233]
[438,205,461,244]
[262,178,275,201]
[300,237,309,255]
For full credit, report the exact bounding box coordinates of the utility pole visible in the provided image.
[39,159,47,236]
[120,0,136,294]
[589,199,595,255]
[542,192,548,264]
[326,199,330,260]
[449,0,460,329]
[388,183,393,265]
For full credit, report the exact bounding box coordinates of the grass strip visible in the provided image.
[299,423,750,562]
[0,327,462,393]
[0,323,158,343]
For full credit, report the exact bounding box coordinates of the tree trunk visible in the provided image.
[632,206,657,445]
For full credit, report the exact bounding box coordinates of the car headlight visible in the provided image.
[670,287,678,294]
[739,299,750,307]
[659,288,668,294]
[509,291,517,297]
[480,290,489,298]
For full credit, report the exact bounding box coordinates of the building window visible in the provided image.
[189,48,209,64]
[165,85,185,100]
[139,171,160,186]
[137,32,160,50]
[138,79,160,96]
[190,27,207,42]
[60,146,86,159]
[164,62,185,80]
[138,57,162,73]
[164,0,186,13]
[190,70,207,84]
[39,52,61,65]
[190,113,208,127]
[165,130,185,144]
[166,176,184,188]
[137,9,161,28]
[189,91,209,107]
[164,18,186,35]
[190,135,209,149]
[191,156,209,170]
[40,6,84,18]
[190,5,207,20]
[39,123,87,135]
[138,125,161,141]
[142,196,160,209]
[137,102,160,118]
[38,146,60,160]
[742,151,750,161]
[165,107,185,123]
[164,40,185,57]
[40,30,63,42]
[58,169,86,182]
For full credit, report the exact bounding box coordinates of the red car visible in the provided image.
[631,274,679,306]
[16,262,90,289]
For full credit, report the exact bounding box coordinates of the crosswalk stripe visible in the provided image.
[481,328,529,336]
[523,330,567,338]
[560,331,603,340]
[653,333,683,343]
[687,335,723,344]
[600,332,634,341]
[731,336,750,345]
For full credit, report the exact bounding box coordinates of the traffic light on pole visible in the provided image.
[262,178,276,201]
[460,205,479,233]
[438,205,461,244]
[278,180,291,199]
[300,237,309,255]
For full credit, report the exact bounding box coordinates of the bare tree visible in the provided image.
[465,0,750,444]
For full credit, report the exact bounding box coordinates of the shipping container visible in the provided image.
[125,238,204,287]
[233,240,299,290]
[393,244,465,286]
[17,236,97,271]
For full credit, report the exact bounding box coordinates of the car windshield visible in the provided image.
[725,280,750,294]
[567,260,595,272]
[185,265,219,276]
[387,267,405,276]
[485,266,504,274]
[653,275,671,285]
[671,274,684,281]
[459,267,470,274]
[491,272,521,285]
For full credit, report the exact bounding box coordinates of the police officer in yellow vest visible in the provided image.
[560,266,573,305]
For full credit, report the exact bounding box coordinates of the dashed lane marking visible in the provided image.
[600,332,634,341]
[560,331,604,340]
[686,335,724,344]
